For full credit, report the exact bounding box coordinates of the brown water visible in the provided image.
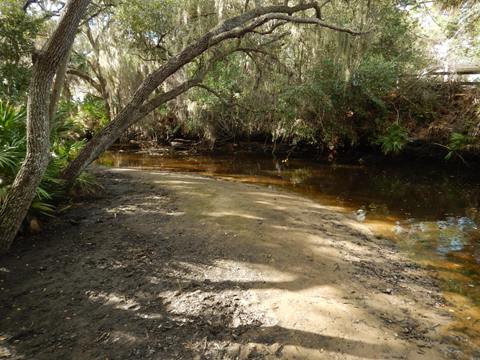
[98,150,480,346]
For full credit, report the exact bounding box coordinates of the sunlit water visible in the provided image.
[98,150,480,346]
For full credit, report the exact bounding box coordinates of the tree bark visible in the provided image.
[49,48,72,124]
[63,2,363,184]
[0,0,90,255]
[62,73,204,183]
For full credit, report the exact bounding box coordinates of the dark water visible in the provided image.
[98,150,480,344]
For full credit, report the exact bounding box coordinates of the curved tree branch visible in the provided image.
[63,1,369,183]
[66,68,102,93]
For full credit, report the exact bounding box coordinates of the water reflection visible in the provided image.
[394,216,478,257]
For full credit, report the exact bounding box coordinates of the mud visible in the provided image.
[0,168,474,359]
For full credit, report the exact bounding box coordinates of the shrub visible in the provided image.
[0,101,98,221]
[376,124,409,154]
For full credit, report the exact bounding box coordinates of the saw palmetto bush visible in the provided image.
[0,101,97,221]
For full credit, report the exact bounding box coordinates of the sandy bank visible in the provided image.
[0,168,467,359]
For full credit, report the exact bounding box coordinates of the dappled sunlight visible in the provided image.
[255,200,275,206]
[161,210,185,216]
[0,335,19,360]
[109,330,140,345]
[105,205,153,215]
[213,259,298,283]
[136,312,164,320]
[307,202,351,212]
[0,345,12,358]
[153,180,199,185]
[1,168,470,358]
[342,219,373,235]
[204,211,264,220]
[154,184,193,190]
[226,325,404,359]
[87,291,141,311]
[244,191,299,201]
[255,200,289,211]
[2,0,480,355]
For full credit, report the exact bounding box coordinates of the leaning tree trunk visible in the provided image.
[61,70,209,183]
[62,4,298,183]
[0,0,90,255]
[62,108,141,183]
[61,2,362,184]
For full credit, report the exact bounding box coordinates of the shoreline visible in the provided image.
[0,168,474,359]
[112,140,480,168]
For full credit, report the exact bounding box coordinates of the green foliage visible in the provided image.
[4,0,469,161]
[0,0,43,102]
[144,0,429,152]
[376,124,410,154]
[0,102,26,176]
[266,54,401,149]
[50,0,448,158]
[0,101,97,220]
[354,56,398,97]
[445,132,472,160]
[75,95,110,131]
[116,0,185,59]
[273,60,346,145]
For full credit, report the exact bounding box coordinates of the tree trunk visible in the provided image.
[49,48,72,124]
[0,69,52,254]
[0,0,90,255]
[62,109,139,183]
[62,70,209,183]
[62,2,362,184]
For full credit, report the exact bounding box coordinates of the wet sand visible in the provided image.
[0,168,472,359]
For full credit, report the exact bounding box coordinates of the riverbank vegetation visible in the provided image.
[0,0,479,250]
[2,2,480,358]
